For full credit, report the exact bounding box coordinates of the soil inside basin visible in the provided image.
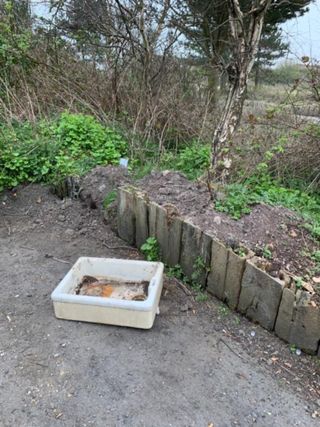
[74,275,149,301]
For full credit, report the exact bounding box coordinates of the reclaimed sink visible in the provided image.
[51,257,164,329]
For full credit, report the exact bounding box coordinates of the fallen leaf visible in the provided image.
[312,276,320,284]
[289,230,298,238]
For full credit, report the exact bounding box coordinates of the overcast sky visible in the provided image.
[32,1,320,62]
[282,0,320,61]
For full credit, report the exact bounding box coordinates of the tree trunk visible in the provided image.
[209,0,272,189]
[210,67,248,183]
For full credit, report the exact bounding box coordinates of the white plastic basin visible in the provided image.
[51,257,164,329]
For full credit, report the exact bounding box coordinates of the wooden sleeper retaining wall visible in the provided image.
[117,187,320,356]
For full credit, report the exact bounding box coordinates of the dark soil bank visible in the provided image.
[139,171,319,284]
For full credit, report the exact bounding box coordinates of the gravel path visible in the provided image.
[0,184,319,427]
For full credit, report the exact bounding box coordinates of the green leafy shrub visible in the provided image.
[0,121,55,189]
[176,142,210,179]
[132,140,210,180]
[55,113,126,163]
[52,113,127,180]
[0,113,127,191]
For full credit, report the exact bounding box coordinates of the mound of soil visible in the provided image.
[80,165,131,209]
[139,171,320,288]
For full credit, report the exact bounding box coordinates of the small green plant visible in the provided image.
[289,344,297,353]
[218,304,230,317]
[166,264,184,281]
[294,277,303,289]
[190,256,210,301]
[262,246,273,260]
[103,190,117,208]
[195,292,208,302]
[311,250,320,263]
[166,260,209,302]
[233,315,241,325]
[215,183,259,219]
[140,237,159,261]
[234,246,247,257]
[191,256,207,283]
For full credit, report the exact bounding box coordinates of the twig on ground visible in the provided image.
[52,257,71,264]
[216,337,245,360]
[24,207,32,215]
[34,362,49,368]
[170,276,192,296]
[44,254,71,264]
[20,245,37,251]
[273,360,299,378]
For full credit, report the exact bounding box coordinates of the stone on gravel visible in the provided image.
[238,261,284,331]
[213,216,222,225]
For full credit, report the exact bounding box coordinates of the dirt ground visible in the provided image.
[139,171,320,291]
[0,180,319,427]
